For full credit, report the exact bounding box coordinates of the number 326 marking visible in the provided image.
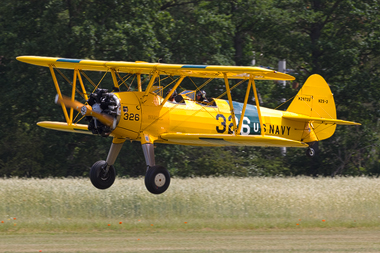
[215,114,254,135]
[216,114,233,134]
[124,113,140,121]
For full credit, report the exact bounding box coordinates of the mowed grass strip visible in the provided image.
[1,229,380,252]
[0,177,380,231]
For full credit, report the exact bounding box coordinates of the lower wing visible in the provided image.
[160,133,308,147]
[37,121,92,135]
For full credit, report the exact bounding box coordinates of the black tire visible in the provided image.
[306,142,320,157]
[144,165,170,194]
[306,147,315,157]
[90,160,116,190]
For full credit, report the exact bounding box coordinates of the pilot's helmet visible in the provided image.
[197,90,206,99]
[166,89,177,98]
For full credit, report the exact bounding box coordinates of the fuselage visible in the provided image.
[111,91,308,146]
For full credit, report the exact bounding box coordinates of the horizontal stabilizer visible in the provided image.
[282,115,361,126]
[160,133,308,147]
[37,121,92,135]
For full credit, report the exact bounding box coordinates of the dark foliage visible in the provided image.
[1,0,379,177]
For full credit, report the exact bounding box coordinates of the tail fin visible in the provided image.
[286,74,337,142]
[287,74,336,118]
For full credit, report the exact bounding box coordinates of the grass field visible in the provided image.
[1,177,380,252]
[1,176,380,231]
[2,229,380,252]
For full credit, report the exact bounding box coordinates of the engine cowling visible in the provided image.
[86,88,121,136]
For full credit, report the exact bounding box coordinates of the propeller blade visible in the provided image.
[55,94,86,112]
[55,94,116,128]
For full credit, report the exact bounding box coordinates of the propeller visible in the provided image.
[55,94,116,129]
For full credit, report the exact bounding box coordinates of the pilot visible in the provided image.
[166,89,178,102]
[196,90,209,104]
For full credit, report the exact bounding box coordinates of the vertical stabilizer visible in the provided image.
[286,74,337,141]
[287,74,336,119]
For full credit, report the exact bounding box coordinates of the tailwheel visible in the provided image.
[306,147,315,157]
[306,142,319,157]
[90,160,116,189]
[144,166,170,194]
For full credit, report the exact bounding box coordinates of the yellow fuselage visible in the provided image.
[111,91,310,146]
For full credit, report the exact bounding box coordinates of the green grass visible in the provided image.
[1,177,380,232]
[2,229,380,252]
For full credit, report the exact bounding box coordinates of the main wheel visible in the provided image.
[90,160,116,190]
[144,165,170,194]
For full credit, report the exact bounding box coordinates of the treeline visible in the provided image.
[1,0,380,178]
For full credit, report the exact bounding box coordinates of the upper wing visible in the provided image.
[16,56,295,81]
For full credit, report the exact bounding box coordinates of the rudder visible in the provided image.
[286,74,337,141]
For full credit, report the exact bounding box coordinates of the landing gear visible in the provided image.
[90,160,116,189]
[142,142,170,194]
[306,147,315,157]
[89,138,171,194]
[306,142,319,157]
[145,165,171,194]
[90,142,124,190]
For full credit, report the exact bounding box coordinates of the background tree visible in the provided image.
[0,0,379,177]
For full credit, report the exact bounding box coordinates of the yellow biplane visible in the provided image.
[17,56,360,194]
